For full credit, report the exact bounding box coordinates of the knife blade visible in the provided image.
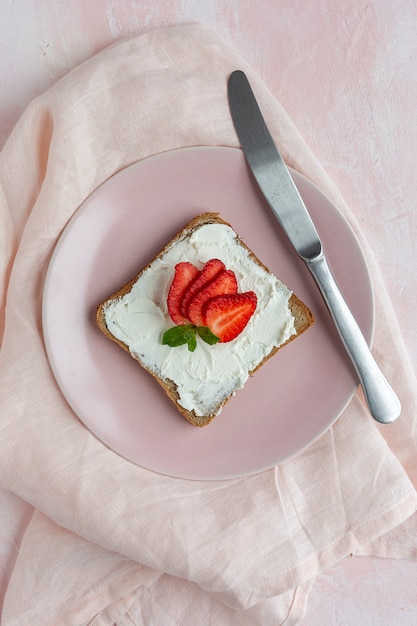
[227,69,401,424]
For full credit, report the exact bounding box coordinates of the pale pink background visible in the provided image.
[1,1,416,623]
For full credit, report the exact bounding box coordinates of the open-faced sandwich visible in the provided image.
[96,212,314,426]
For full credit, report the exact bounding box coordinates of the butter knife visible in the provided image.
[227,69,400,424]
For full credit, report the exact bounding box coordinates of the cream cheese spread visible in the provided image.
[103,223,296,416]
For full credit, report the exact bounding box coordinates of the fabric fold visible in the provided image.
[1,23,416,625]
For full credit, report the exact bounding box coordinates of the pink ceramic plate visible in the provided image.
[43,147,373,480]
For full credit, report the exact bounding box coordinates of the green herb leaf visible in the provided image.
[187,333,197,352]
[162,324,197,348]
[162,324,220,351]
[197,326,220,345]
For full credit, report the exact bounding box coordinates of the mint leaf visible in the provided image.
[187,332,197,352]
[197,326,220,345]
[162,324,196,348]
[162,324,219,351]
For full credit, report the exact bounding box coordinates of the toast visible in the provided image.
[96,212,314,426]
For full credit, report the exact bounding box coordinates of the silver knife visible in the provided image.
[227,69,401,424]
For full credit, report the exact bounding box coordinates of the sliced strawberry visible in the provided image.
[181,259,225,319]
[167,262,199,324]
[203,291,257,342]
[187,269,238,326]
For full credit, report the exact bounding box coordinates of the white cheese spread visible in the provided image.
[103,223,296,416]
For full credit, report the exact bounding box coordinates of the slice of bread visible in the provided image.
[96,212,314,427]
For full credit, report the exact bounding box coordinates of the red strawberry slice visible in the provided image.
[181,259,225,319]
[187,269,238,326]
[203,291,257,342]
[167,262,199,324]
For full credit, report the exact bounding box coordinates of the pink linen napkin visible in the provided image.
[0,23,416,625]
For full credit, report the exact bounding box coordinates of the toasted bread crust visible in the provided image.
[96,212,314,427]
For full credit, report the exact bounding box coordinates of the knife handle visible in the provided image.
[307,253,401,424]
